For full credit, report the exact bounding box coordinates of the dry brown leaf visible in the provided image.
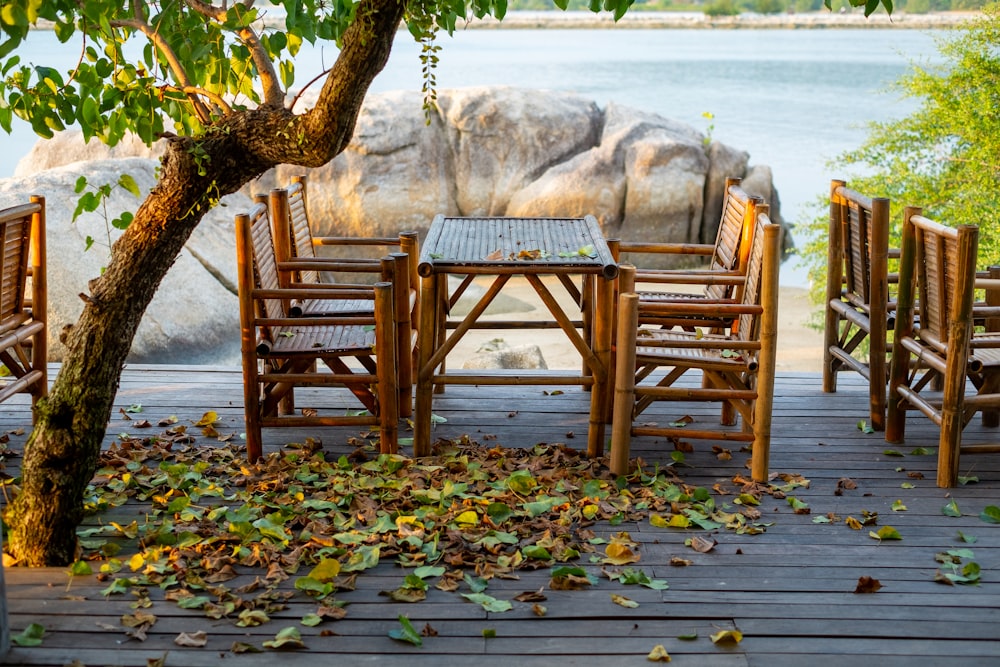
[687,535,717,553]
[174,630,209,647]
[513,589,547,602]
[854,576,883,594]
[484,249,504,260]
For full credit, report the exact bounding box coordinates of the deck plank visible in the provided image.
[2,365,999,666]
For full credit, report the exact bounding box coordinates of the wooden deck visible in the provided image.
[2,365,999,666]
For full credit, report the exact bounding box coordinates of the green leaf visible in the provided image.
[388,615,423,646]
[979,505,1000,524]
[869,526,902,541]
[461,592,512,613]
[957,531,978,544]
[261,626,305,649]
[11,623,45,647]
[301,613,323,627]
[882,449,904,457]
[857,420,875,434]
[942,500,962,517]
[68,560,93,576]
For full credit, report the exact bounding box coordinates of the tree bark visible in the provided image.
[5,0,407,566]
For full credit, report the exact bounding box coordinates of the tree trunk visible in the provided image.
[5,0,406,566]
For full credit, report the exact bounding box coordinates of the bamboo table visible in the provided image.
[413,215,619,459]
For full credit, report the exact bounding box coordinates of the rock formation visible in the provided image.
[3,85,781,364]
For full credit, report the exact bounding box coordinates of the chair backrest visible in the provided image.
[239,201,286,327]
[0,202,36,326]
[904,209,978,355]
[283,175,320,285]
[734,204,778,346]
[705,179,761,301]
[829,181,890,311]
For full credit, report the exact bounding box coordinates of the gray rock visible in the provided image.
[0,158,247,364]
[462,340,548,370]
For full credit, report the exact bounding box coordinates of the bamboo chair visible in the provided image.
[236,201,399,462]
[610,205,780,483]
[886,209,1000,488]
[0,196,47,420]
[823,180,894,431]
[609,178,763,332]
[268,176,418,416]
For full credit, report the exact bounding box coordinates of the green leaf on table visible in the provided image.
[979,505,1000,524]
[857,420,875,434]
[942,500,962,517]
[388,615,423,646]
[891,499,907,512]
[11,623,45,647]
[461,592,512,613]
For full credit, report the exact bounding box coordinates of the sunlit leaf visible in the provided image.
[647,644,671,662]
[710,629,743,645]
[611,593,639,609]
[262,626,305,649]
[869,526,902,541]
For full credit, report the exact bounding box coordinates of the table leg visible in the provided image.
[414,273,439,457]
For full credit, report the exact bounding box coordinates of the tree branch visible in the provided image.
[184,0,285,106]
[110,17,214,123]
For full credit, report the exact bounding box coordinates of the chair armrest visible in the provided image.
[278,259,382,273]
[252,286,376,301]
[619,241,715,257]
[312,235,401,247]
[635,270,745,287]
[637,300,763,317]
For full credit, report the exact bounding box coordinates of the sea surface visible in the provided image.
[3,26,946,284]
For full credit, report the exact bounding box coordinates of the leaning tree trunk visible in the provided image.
[5,0,406,566]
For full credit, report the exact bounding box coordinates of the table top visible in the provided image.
[417,215,618,279]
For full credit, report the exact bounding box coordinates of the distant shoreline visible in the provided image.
[451,10,977,30]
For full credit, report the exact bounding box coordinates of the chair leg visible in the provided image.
[610,293,640,476]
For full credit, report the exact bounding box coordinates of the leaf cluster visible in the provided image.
[46,427,778,641]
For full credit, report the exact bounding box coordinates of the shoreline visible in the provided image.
[456,10,978,30]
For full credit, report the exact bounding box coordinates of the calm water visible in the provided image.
[4,27,945,283]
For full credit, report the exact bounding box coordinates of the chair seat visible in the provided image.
[634,329,758,369]
[264,322,376,356]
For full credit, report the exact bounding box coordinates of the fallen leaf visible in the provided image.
[647,644,672,662]
[174,631,208,647]
[710,629,743,645]
[611,593,639,608]
[686,535,716,553]
[854,576,883,594]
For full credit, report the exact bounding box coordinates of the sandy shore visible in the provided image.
[446,276,824,372]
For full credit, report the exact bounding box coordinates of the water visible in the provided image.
[3,26,945,284]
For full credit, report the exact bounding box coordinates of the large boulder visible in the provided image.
[0,158,246,365]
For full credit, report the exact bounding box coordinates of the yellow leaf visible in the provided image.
[649,513,669,528]
[128,553,146,572]
[308,558,341,582]
[845,516,863,530]
[611,593,639,608]
[668,514,691,528]
[194,411,219,427]
[455,510,479,526]
[647,644,672,661]
[583,504,599,520]
[604,541,640,565]
[710,629,743,645]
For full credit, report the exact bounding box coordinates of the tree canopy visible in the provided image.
[800,6,1000,298]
